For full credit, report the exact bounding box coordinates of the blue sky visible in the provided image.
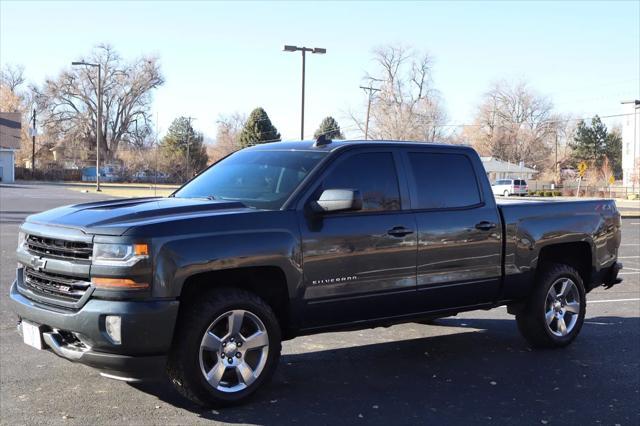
[1,1,638,141]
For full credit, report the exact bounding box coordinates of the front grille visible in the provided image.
[23,267,91,303]
[26,235,92,261]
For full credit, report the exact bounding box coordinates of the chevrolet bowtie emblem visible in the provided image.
[30,257,47,271]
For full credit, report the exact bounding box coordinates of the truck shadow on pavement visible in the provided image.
[132,315,639,425]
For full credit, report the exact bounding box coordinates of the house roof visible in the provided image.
[480,156,537,174]
[0,112,21,150]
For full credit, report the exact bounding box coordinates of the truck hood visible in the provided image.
[25,197,252,236]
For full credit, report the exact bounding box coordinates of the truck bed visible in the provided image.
[497,198,621,298]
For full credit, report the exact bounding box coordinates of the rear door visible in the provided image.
[298,148,418,327]
[401,148,502,311]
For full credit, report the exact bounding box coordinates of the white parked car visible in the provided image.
[492,179,528,197]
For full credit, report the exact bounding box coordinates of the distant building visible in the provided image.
[0,112,21,183]
[621,102,640,189]
[480,156,538,182]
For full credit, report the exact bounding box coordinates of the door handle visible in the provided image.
[387,226,414,237]
[475,221,497,231]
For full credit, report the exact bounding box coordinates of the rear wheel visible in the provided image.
[516,263,586,348]
[503,190,510,197]
[167,288,282,407]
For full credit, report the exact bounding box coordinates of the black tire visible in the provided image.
[516,263,586,349]
[167,288,282,407]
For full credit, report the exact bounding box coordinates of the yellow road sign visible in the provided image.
[609,175,615,185]
[578,162,587,177]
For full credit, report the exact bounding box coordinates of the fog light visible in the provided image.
[105,315,122,344]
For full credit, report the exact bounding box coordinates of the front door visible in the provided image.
[298,150,418,328]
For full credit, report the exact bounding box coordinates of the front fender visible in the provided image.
[151,228,303,299]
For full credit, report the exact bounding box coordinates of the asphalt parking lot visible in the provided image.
[0,184,638,425]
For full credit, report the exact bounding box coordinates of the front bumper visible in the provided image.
[10,280,179,380]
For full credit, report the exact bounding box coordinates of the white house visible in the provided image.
[0,112,21,183]
[621,101,640,190]
[480,156,538,182]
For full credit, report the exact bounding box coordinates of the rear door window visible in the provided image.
[407,152,481,209]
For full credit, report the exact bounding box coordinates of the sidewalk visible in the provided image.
[14,180,179,198]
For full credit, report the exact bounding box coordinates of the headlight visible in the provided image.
[92,243,149,266]
[17,231,26,250]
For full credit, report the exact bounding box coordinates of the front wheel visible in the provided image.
[516,263,586,348]
[167,288,282,407]
[503,190,510,197]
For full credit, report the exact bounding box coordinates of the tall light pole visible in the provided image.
[621,99,640,193]
[72,61,102,191]
[283,45,326,139]
[31,107,36,174]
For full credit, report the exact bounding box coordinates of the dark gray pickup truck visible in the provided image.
[11,140,623,406]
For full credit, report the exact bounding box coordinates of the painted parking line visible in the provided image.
[619,271,640,275]
[618,256,640,259]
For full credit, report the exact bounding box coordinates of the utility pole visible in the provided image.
[31,108,36,174]
[184,117,195,181]
[360,85,380,140]
[555,132,558,184]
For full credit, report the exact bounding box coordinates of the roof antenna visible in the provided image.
[313,134,332,147]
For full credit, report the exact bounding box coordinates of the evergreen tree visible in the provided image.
[238,107,280,148]
[160,116,208,180]
[314,116,345,140]
[570,115,609,169]
[605,129,623,179]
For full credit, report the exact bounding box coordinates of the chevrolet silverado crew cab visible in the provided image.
[11,139,623,407]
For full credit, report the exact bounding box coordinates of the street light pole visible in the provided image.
[283,45,326,139]
[72,60,102,191]
[31,108,36,174]
[301,49,306,141]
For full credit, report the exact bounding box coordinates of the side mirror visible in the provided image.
[313,189,363,213]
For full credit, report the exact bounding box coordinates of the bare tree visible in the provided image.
[209,113,246,162]
[351,45,448,141]
[33,44,164,161]
[465,80,555,170]
[0,64,25,93]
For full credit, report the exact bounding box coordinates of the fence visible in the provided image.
[526,180,639,199]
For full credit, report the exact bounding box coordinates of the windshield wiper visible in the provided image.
[205,195,216,200]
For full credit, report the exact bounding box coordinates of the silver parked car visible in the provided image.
[492,178,528,197]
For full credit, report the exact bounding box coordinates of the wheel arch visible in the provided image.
[178,266,293,337]
[536,241,592,288]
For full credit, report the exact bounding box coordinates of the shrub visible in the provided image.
[553,191,562,197]
[544,191,553,197]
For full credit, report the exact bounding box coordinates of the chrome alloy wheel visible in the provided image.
[545,278,581,337]
[198,310,269,393]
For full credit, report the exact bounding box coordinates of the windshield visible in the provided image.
[173,149,326,209]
